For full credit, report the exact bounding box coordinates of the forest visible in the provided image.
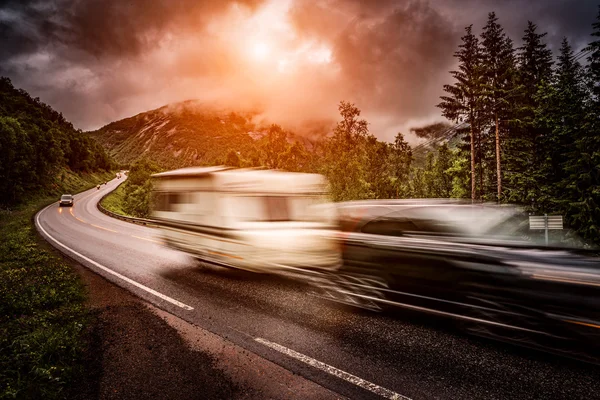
[0,77,114,206]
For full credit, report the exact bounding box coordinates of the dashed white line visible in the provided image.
[254,337,411,400]
[36,203,194,311]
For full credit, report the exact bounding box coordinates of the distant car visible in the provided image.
[59,194,74,207]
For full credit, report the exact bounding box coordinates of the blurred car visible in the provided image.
[324,199,600,363]
[59,194,74,207]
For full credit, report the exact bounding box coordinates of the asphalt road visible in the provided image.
[36,179,600,400]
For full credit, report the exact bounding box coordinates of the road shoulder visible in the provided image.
[68,257,344,400]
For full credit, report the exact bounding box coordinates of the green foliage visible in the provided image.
[448,150,471,198]
[408,144,461,199]
[0,171,113,399]
[0,77,114,206]
[225,150,241,167]
[99,183,128,216]
[102,158,161,218]
[480,12,518,202]
[437,25,485,200]
[503,21,554,205]
[436,13,600,245]
[88,104,258,168]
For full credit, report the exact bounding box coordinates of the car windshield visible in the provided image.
[61,195,72,200]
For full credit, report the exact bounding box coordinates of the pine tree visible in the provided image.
[434,143,454,197]
[564,10,600,244]
[504,21,554,205]
[391,132,413,197]
[438,25,484,200]
[586,7,600,104]
[480,12,517,201]
[535,38,587,212]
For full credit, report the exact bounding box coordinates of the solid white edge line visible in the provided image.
[35,203,194,311]
[255,337,411,400]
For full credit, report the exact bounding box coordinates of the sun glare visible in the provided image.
[251,41,270,61]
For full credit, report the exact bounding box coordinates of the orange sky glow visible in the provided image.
[3,0,594,141]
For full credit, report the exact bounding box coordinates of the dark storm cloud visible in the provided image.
[288,0,461,139]
[315,1,459,128]
[432,0,599,50]
[0,0,598,137]
[0,0,262,61]
[289,0,599,139]
[0,0,264,128]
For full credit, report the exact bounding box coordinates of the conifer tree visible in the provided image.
[480,12,517,201]
[504,21,554,205]
[535,38,587,211]
[438,25,484,200]
[565,10,600,243]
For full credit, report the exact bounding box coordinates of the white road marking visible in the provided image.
[254,337,411,400]
[36,203,194,311]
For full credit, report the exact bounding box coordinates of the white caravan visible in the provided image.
[151,166,340,273]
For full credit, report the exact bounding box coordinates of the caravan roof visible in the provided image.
[152,167,328,195]
[152,166,231,178]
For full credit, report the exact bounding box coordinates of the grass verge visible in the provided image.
[0,169,114,399]
[99,182,131,217]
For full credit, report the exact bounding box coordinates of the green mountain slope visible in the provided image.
[0,77,114,205]
[87,101,262,168]
[87,100,329,168]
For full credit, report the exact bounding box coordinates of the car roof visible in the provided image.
[334,200,524,235]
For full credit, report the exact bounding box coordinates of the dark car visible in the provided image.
[59,194,74,207]
[325,199,600,363]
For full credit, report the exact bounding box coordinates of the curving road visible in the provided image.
[36,178,600,400]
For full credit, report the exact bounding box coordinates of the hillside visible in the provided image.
[410,122,466,168]
[87,100,326,168]
[0,77,113,205]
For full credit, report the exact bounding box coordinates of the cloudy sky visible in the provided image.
[1,0,598,142]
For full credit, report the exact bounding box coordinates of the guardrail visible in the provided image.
[96,181,159,227]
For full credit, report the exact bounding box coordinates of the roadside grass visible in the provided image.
[0,169,114,399]
[99,182,131,217]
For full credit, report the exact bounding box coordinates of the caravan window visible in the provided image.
[152,192,187,212]
[224,195,326,222]
[225,196,291,222]
[264,196,290,221]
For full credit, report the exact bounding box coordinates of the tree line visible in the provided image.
[438,10,600,244]
[0,77,114,206]
[217,102,469,202]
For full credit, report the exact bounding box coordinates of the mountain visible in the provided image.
[87,101,332,168]
[409,122,466,167]
[88,100,328,168]
[0,77,113,205]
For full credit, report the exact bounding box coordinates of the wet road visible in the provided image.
[36,179,600,400]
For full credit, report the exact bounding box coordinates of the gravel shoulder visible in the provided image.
[66,257,344,400]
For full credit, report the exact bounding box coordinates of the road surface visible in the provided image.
[36,179,600,400]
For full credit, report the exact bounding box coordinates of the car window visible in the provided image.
[361,219,419,236]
